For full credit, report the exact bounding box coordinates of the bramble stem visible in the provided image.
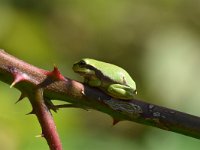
[0,49,200,147]
[28,88,62,150]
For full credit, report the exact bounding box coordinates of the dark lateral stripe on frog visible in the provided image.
[83,64,128,86]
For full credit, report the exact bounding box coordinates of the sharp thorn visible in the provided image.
[15,98,22,104]
[10,82,16,88]
[10,77,21,88]
[135,90,137,95]
[10,73,29,88]
[15,93,27,104]
[112,118,120,126]
[81,90,85,95]
[45,66,66,81]
[50,107,58,113]
[26,110,35,115]
[35,133,44,138]
[44,99,58,113]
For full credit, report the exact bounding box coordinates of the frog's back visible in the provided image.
[85,58,136,89]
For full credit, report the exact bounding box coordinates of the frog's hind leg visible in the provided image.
[107,84,135,100]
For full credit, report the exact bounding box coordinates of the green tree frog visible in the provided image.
[73,58,137,99]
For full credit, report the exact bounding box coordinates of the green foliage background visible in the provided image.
[0,0,200,149]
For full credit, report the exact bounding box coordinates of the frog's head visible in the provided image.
[73,58,95,76]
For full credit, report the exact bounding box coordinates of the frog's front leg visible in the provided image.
[84,77,101,87]
[107,84,135,99]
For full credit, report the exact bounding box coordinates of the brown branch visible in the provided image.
[0,50,200,145]
[28,88,62,150]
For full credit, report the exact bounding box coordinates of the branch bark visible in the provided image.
[0,50,200,146]
[28,88,62,150]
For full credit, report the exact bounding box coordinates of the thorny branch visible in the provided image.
[28,88,62,150]
[0,50,200,149]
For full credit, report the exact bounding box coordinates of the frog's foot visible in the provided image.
[107,84,135,100]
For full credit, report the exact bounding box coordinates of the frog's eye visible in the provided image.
[78,60,86,67]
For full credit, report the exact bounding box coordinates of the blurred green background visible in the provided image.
[0,0,200,149]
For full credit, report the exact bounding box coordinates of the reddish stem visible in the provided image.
[28,88,62,150]
[0,50,200,141]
